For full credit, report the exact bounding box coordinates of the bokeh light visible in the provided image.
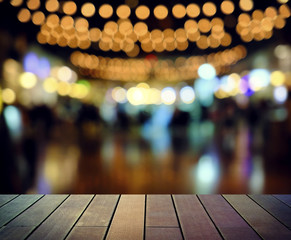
[180,86,195,104]
[19,72,37,89]
[161,87,176,105]
[198,64,217,80]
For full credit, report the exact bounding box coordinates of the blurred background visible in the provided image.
[0,0,291,194]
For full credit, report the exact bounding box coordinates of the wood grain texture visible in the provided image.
[0,226,34,240]
[106,195,145,240]
[249,195,291,229]
[146,195,178,227]
[224,195,291,240]
[76,195,119,227]
[0,195,43,227]
[173,195,221,240]
[198,195,260,240]
[67,227,106,240]
[146,227,182,240]
[8,195,68,227]
[273,195,291,207]
[0,195,18,208]
[27,195,93,240]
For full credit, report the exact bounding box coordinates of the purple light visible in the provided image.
[23,52,39,74]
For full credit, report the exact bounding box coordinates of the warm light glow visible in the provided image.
[134,22,148,36]
[57,81,71,96]
[186,3,200,18]
[239,0,254,12]
[75,18,89,32]
[89,28,101,42]
[198,19,212,33]
[99,4,113,19]
[2,88,16,104]
[172,4,186,19]
[135,5,150,20]
[17,8,31,23]
[32,11,45,25]
[10,0,23,7]
[221,1,235,15]
[19,72,37,89]
[116,5,131,19]
[271,71,286,86]
[27,0,40,10]
[279,4,291,18]
[154,5,168,20]
[81,2,95,18]
[63,1,77,15]
[43,77,58,93]
[45,0,59,12]
[203,2,217,17]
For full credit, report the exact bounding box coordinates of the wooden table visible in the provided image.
[0,195,290,239]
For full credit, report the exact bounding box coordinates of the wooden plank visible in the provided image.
[273,195,291,208]
[146,195,178,227]
[0,226,34,240]
[173,195,221,240]
[27,195,93,240]
[146,227,182,240]
[76,195,119,227]
[224,195,291,239]
[0,195,43,227]
[67,227,106,240]
[198,195,260,239]
[106,195,145,240]
[249,195,291,229]
[7,195,68,227]
[0,195,18,208]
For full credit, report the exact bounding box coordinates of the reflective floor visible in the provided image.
[1,101,291,194]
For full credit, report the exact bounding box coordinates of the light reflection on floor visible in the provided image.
[24,118,291,194]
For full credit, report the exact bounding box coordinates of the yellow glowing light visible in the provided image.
[81,2,95,17]
[17,8,31,23]
[2,88,16,104]
[172,4,186,19]
[11,0,23,7]
[148,88,161,104]
[43,77,58,93]
[112,87,127,103]
[127,87,144,105]
[19,72,37,89]
[197,35,209,49]
[63,1,77,15]
[135,5,150,20]
[31,11,45,26]
[221,1,235,15]
[221,32,232,46]
[117,5,131,19]
[271,71,286,86]
[203,2,217,17]
[57,81,71,96]
[239,0,254,12]
[186,3,200,18]
[277,0,289,3]
[69,84,89,99]
[45,0,59,12]
[99,4,113,19]
[154,5,168,20]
